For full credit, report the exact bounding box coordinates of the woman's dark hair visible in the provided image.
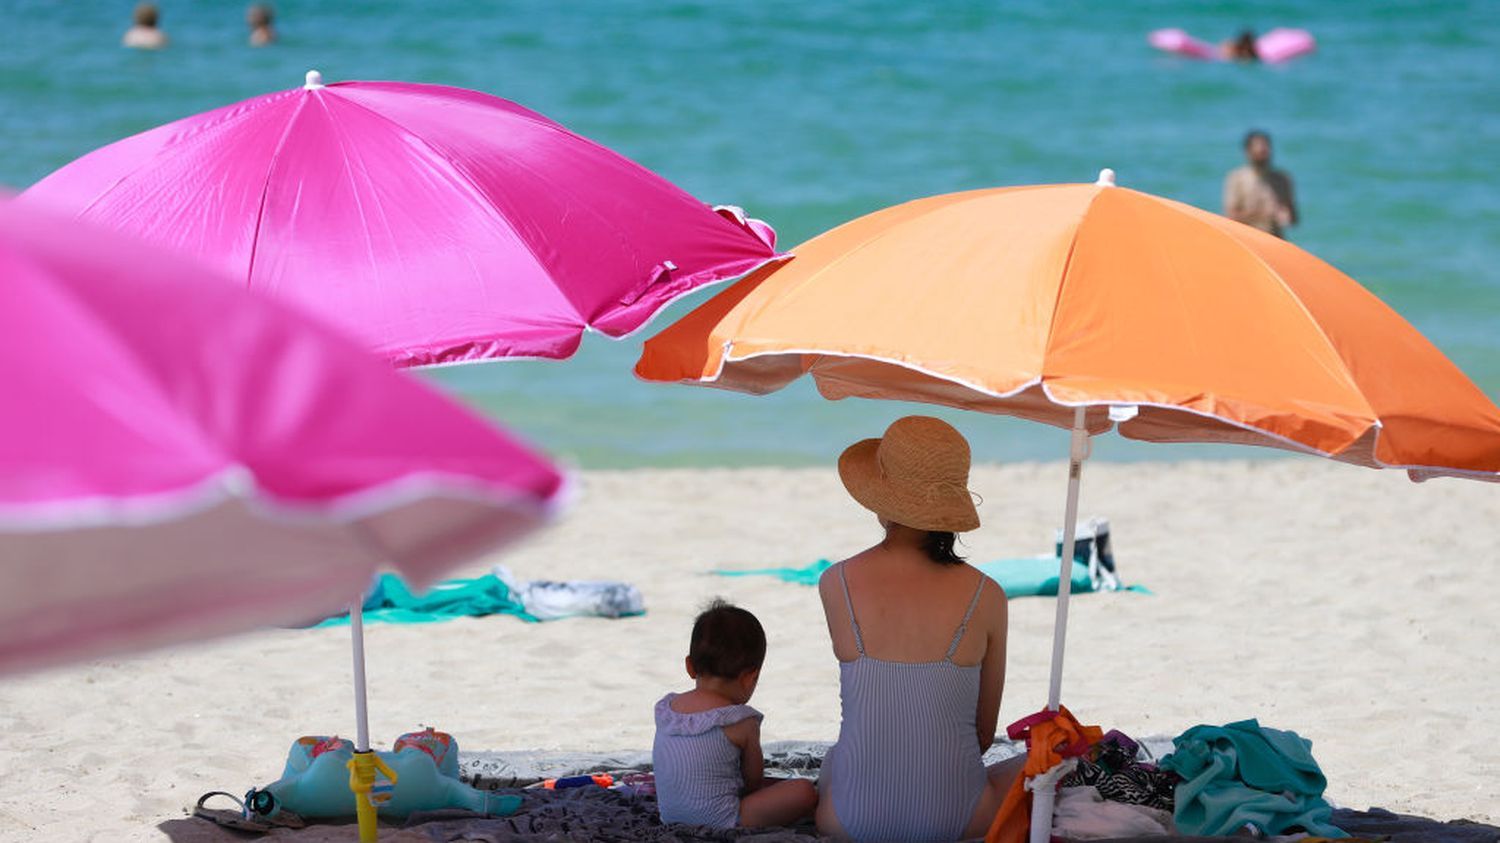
[1231,31,1259,61]
[1243,129,1271,148]
[688,600,766,679]
[922,531,966,566]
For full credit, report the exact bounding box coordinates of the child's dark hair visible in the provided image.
[688,600,766,679]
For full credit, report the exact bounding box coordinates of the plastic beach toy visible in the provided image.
[247,730,520,823]
[1148,28,1315,63]
[542,773,614,789]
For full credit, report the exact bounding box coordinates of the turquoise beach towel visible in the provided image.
[711,557,1148,598]
[1161,719,1344,838]
[316,573,538,626]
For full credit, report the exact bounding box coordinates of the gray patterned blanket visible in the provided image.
[160,741,1499,843]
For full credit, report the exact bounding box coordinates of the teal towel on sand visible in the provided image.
[1160,719,1345,838]
[317,573,538,626]
[711,557,1147,598]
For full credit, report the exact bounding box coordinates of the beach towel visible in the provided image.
[317,573,535,626]
[315,569,646,627]
[1160,719,1345,838]
[711,557,1147,597]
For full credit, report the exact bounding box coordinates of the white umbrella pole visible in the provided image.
[1047,405,1090,710]
[1030,405,1091,843]
[349,594,387,842]
[346,528,389,842]
[350,595,371,753]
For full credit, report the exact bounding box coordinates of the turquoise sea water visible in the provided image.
[3,1,1497,467]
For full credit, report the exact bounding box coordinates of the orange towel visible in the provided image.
[986,706,1104,843]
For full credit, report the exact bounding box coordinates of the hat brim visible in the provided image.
[838,438,980,533]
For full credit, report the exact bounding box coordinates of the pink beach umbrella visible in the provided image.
[0,199,565,789]
[22,70,782,367]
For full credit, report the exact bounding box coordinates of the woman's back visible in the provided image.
[823,547,995,666]
[816,416,1016,842]
[818,553,1001,842]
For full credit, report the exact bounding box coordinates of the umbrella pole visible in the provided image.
[1046,405,1090,710]
[1031,405,1090,843]
[349,596,381,842]
[350,596,371,752]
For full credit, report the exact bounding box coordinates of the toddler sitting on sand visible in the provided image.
[652,600,817,829]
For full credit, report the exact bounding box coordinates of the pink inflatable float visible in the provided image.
[1149,28,1316,63]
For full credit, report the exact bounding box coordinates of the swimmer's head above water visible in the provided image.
[1243,129,1273,167]
[1228,30,1259,61]
[247,3,273,28]
[133,2,159,28]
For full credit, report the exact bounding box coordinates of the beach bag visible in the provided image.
[1055,516,1122,591]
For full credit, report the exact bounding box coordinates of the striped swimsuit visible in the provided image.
[652,693,763,828]
[824,562,989,843]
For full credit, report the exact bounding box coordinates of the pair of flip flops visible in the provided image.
[193,792,305,834]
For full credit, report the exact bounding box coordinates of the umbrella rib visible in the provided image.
[349,81,584,138]
[242,94,312,289]
[738,193,987,326]
[395,92,775,327]
[1035,193,1092,388]
[1039,190,1379,429]
[1187,212,1380,424]
[443,109,760,327]
[320,93,577,320]
[63,91,296,225]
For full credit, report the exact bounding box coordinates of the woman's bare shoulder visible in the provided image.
[977,568,1007,604]
[961,565,1007,618]
[819,548,878,584]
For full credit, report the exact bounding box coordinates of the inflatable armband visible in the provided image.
[1254,28,1316,63]
[248,729,520,821]
[1148,28,1218,61]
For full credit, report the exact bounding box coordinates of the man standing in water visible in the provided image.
[1223,130,1297,238]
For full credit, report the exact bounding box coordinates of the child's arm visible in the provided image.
[722,717,765,792]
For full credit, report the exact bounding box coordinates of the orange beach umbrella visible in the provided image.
[637,170,1500,840]
[639,170,1500,478]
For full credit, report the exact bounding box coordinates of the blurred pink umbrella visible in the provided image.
[0,197,566,678]
[22,70,781,367]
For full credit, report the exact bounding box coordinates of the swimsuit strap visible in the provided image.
[945,573,987,660]
[837,562,866,656]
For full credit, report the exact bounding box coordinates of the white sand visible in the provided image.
[1,459,1497,841]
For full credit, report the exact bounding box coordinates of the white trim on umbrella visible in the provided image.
[659,343,1497,480]
[0,466,572,532]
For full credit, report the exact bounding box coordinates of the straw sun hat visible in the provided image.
[838,416,980,533]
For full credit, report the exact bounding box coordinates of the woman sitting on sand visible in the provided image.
[816,416,1023,842]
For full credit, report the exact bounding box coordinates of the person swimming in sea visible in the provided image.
[247,4,276,47]
[122,2,168,50]
[1222,29,1259,61]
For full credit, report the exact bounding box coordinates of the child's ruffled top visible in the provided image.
[651,693,763,828]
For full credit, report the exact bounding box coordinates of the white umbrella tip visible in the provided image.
[304,70,325,90]
[1096,168,1116,187]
